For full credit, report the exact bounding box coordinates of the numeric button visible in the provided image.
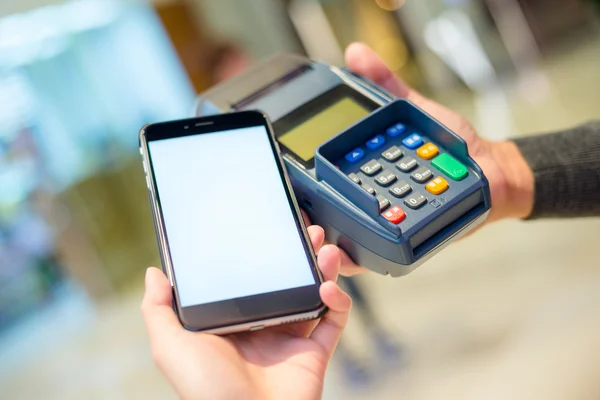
[360,160,383,176]
[348,173,361,185]
[410,166,433,183]
[389,181,412,198]
[381,146,403,162]
[376,195,391,211]
[375,170,397,187]
[404,192,427,209]
[361,183,376,196]
[396,157,418,172]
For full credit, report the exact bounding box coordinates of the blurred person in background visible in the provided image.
[142,42,600,399]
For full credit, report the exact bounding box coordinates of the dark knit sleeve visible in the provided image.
[513,121,600,219]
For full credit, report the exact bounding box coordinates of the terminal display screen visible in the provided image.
[274,85,379,168]
[278,98,370,162]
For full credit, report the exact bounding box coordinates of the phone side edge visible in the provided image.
[138,126,178,298]
[263,114,325,286]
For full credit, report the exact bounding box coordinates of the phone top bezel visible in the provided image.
[140,111,324,332]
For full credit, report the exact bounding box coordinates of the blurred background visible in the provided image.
[0,0,599,399]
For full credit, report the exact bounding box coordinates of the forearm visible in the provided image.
[493,121,600,220]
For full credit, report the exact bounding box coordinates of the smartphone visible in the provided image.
[139,111,326,334]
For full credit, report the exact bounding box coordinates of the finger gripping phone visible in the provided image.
[139,111,326,334]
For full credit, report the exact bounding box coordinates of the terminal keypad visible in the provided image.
[342,125,470,226]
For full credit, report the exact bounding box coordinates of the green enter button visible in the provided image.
[432,153,468,180]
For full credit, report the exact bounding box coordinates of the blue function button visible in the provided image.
[345,148,365,164]
[402,133,423,149]
[366,134,386,150]
[386,122,406,137]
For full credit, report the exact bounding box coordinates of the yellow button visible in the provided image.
[416,142,439,160]
[426,177,449,195]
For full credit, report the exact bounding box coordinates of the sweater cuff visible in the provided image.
[513,121,600,219]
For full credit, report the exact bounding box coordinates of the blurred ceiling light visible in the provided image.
[424,11,516,141]
[375,0,406,11]
[0,0,120,68]
[485,0,551,106]
[424,11,495,90]
[288,0,344,65]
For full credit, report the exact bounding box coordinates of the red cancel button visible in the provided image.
[382,206,406,224]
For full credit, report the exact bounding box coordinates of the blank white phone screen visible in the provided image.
[148,126,316,307]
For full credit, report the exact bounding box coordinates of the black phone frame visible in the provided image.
[141,111,324,332]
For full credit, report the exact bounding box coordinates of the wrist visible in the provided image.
[488,140,534,220]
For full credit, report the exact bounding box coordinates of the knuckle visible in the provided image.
[140,301,150,318]
[345,294,353,309]
[308,225,324,236]
[322,243,339,254]
[151,346,165,366]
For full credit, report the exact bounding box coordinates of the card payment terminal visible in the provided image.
[195,54,491,277]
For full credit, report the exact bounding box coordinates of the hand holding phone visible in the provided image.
[140,111,336,333]
[141,226,351,400]
[139,111,352,398]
